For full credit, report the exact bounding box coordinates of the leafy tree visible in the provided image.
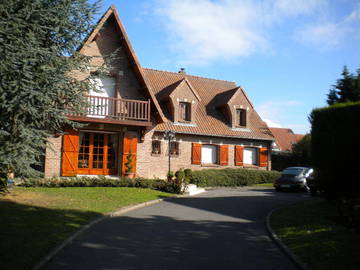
[0,0,102,180]
[327,66,360,105]
[292,134,311,165]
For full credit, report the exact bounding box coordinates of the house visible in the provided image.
[269,127,304,152]
[43,6,274,179]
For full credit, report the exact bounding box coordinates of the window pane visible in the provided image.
[244,148,257,165]
[201,145,217,164]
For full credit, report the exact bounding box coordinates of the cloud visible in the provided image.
[256,100,305,131]
[295,3,360,49]
[154,0,327,64]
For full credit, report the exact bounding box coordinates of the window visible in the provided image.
[236,109,247,127]
[201,145,218,164]
[151,140,161,155]
[179,102,191,122]
[169,141,180,156]
[243,147,258,165]
[77,132,118,174]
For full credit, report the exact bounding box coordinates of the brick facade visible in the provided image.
[44,135,63,177]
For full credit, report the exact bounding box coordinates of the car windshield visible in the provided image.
[282,168,306,176]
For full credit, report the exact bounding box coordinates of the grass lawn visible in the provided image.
[271,199,360,270]
[0,187,173,270]
[254,183,273,187]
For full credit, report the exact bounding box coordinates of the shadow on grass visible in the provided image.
[0,200,100,270]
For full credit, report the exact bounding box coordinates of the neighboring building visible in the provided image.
[44,6,274,179]
[269,127,304,152]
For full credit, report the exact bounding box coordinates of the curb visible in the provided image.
[32,197,167,270]
[266,207,309,270]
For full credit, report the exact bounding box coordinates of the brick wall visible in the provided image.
[44,135,62,177]
[136,129,271,179]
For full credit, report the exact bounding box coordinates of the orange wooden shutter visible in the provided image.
[192,143,201,165]
[122,131,138,176]
[219,145,229,166]
[235,145,244,166]
[61,129,79,176]
[259,147,268,167]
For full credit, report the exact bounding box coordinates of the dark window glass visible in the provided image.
[152,140,161,154]
[169,141,180,156]
[236,109,247,126]
[179,102,191,122]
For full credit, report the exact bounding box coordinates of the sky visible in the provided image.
[97,0,360,134]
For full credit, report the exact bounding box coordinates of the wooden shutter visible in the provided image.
[219,145,229,166]
[259,147,268,167]
[61,129,79,176]
[192,143,201,165]
[235,145,244,166]
[122,131,138,176]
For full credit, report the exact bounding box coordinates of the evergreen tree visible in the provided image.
[0,0,101,179]
[327,66,360,105]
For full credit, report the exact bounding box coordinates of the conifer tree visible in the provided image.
[0,0,101,179]
[327,66,360,105]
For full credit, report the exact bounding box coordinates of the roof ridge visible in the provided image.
[143,67,236,84]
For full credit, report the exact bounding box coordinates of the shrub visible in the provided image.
[189,168,280,187]
[310,102,360,198]
[18,177,183,194]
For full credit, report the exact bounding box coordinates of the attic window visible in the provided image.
[236,109,247,127]
[179,102,191,122]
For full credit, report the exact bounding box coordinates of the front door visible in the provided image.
[77,132,118,175]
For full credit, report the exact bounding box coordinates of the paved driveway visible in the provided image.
[45,187,309,270]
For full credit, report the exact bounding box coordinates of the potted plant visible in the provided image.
[124,151,135,179]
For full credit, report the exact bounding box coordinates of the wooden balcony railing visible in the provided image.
[69,95,151,123]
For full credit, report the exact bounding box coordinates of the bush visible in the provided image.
[310,102,360,198]
[18,176,182,194]
[189,168,280,187]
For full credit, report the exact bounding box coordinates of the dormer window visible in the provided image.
[236,109,247,127]
[179,102,191,122]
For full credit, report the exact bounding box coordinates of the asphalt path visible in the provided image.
[45,187,309,270]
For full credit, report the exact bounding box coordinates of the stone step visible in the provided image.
[184,184,206,196]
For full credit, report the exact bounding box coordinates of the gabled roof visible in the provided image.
[269,127,304,151]
[78,6,166,122]
[169,78,201,101]
[143,68,274,141]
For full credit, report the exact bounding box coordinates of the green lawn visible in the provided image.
[271,199,360,270]
[0,187,173,270]
[253,183,273,187]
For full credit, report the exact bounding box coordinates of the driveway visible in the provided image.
[45,187,309,270]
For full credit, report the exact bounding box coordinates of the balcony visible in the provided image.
[68,95,152,126]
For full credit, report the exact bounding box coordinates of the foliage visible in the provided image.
[174,169,189,194]
[271,200,360,270]
[327,66,360,105]
[0,171,7,194]
[125,151,133,173]
[310,102,360,229]
[189,168,280,187]
[167,170,174,181]
[0,187,173,269]
[0,0,102,180]
[19,176,185,194]
[291,134,312,165]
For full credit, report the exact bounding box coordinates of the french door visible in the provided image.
[77,132,118,175]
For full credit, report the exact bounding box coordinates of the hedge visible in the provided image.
[189,168,280,187]
[19,177,182,194]
[310,101,360,198]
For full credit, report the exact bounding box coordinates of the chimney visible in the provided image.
[178,68,186,74]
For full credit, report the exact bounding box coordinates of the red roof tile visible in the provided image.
[269,127,304,151]
[143,68,274,141]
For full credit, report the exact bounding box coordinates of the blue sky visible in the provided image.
[97,0,360,134]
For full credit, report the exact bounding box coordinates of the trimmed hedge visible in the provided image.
[189,168,280,187]
[310,101,360,198]
[19,177,182,194]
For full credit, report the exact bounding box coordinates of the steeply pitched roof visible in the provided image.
[269,127,304,151]
[78,5,166,122]
[143,68,274,141]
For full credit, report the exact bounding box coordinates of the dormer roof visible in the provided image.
[143,68,274,141]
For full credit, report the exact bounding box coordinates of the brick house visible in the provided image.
[44,6,274,179]
[269,127,304,152]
